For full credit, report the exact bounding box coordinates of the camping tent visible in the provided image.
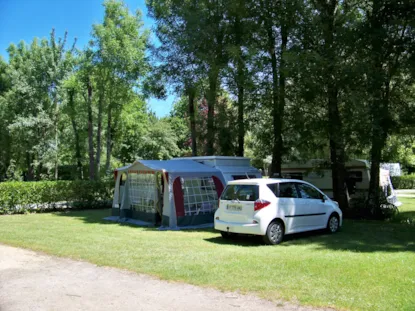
[111,160,225,228]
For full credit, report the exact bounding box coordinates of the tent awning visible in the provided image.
[115,160,222,175]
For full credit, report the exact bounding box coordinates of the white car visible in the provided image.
[214,178,343,245]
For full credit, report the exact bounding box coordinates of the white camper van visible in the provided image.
[280,159,401,207]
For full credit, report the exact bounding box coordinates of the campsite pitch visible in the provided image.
[0,204,414,311]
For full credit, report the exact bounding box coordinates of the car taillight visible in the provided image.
[254,199,271,211]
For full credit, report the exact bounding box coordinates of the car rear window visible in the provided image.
[221,184,259,201]
[232,175,258,180]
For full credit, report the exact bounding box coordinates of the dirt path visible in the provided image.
[0,244,332,311]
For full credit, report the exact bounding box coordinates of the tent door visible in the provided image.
[155,172,164,224]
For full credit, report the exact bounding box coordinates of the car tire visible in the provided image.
[220,231,233,239]
[327,214,340,233]
[263,220,284,245]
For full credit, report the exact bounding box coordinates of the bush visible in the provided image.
[345,192,399,220]
[0,180,114,215]
[391,174,415,189]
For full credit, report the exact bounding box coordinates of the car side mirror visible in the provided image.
[320,194,325,203]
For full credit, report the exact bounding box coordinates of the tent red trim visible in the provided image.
[212,176,224,198]
[173,177,185,217]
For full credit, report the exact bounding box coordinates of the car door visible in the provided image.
[277,182,302,232]
[295,182,328,229]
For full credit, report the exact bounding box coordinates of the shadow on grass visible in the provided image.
[204,234,264,247]
[282,221,415,253]
[205,222,415,253]
[391,211,415,225]
[54,209,158,230]
[54,209,415,253]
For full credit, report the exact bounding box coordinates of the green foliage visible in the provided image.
[1,0,415,223]
[391,175,415,189]
[0,180,114,214]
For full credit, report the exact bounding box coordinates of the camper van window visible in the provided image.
[297,183,321,199]
[232,175,257,180]
[222,185,259,201]
[347,171,363,182]
[181,177,218,216]
[278,183,299,198]
[281,173,303,180]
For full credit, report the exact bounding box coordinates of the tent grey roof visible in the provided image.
[116,159,222,174]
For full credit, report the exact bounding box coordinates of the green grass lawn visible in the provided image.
[1,204,414,311]
[393,197,415,225]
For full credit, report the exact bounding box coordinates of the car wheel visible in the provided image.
[220,231,233,239]
[327,214,339,233]
[263,220,284,245]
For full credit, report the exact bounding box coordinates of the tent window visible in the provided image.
[120,173,127,186]
[181,177,218,216]
[128,173,157,213]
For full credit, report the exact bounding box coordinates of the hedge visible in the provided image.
[391,174,415,189]
[0,180,114,215]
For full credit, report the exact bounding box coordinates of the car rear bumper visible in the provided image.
[214,220,264,235]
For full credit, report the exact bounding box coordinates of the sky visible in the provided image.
[0,0,176,117]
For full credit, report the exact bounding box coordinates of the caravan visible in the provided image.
[280,159,401,207]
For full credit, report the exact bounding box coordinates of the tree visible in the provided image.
[148,0,207,156]
[0,57,12,179]
[225,0,253,156]
[3,32,74,180]
[91,0,150,175]
[362,0,415,214]
[308,0,360,210]
[77,48,96,180]
[148,0,229,155]
[62,72,85,179]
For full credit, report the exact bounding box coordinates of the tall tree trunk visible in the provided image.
[322,0,349,210]
[328,86,349,210]
[95,84,104,179]
[37,155,43,181]
[72,119,83,179]
[68,90,83,179]
[367,1,386,214]
[237,82,245,157]
[274,21,288,177]
[87,77,95,180]
[2,131,11,178]
[367,84,389,215]
[26,151,34,181]
[268,24,280,177]
[206,70,218,155]
[105,104,112,173]
[188,88,198,156]
[235,15,245,157]
[54,98,59,180]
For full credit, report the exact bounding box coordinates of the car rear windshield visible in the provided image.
[221,184,259,202]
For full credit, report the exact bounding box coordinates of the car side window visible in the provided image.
[278,183,299,198]
[297,183,321,199]
[267,183,278,197]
